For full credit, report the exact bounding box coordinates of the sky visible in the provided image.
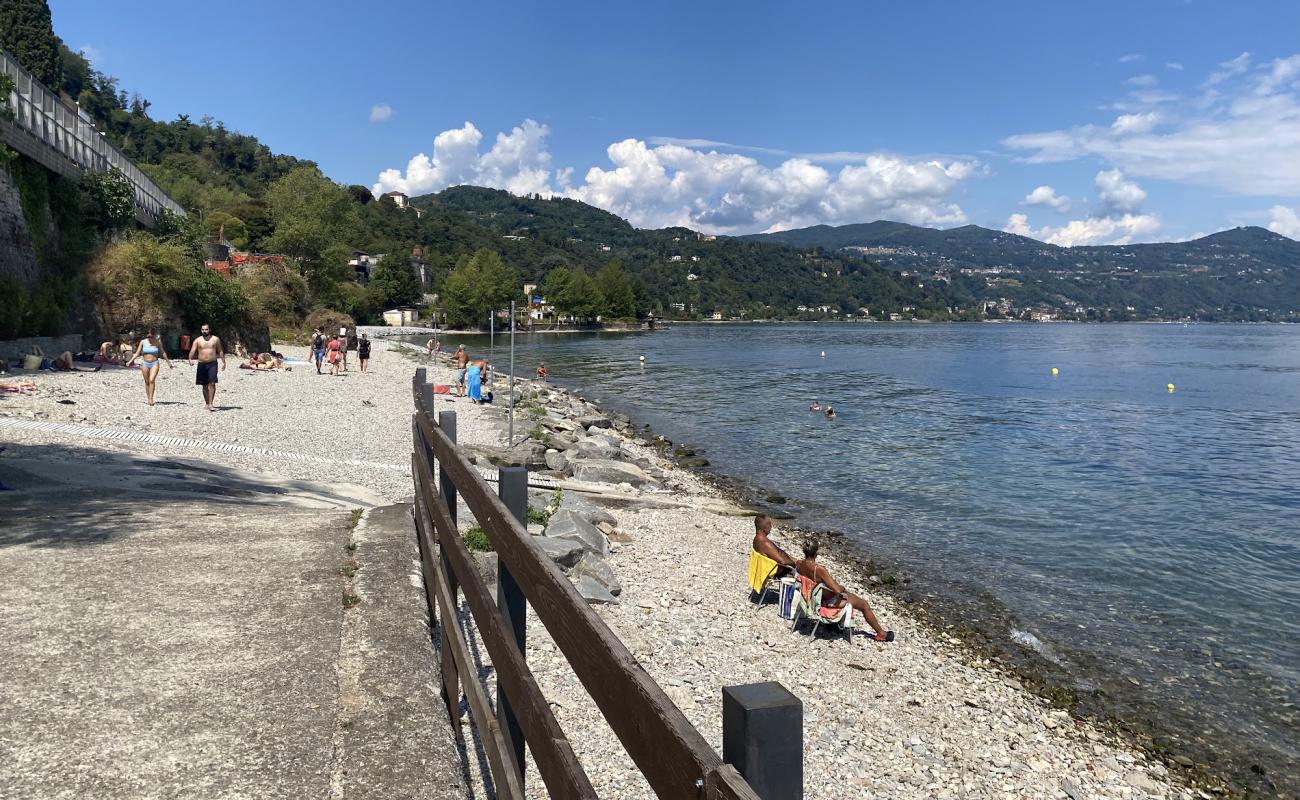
[49,0,1300,244]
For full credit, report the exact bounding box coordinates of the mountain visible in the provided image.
[744,222,1300,320]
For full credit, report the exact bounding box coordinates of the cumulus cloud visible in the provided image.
[1004,170,1160,246]
[1119,53,1145,64]
[1269,205,1300,238]
[1095,168,1147,212]
[369,103,394,123]
[372,121,979,233]
[1004,51,1300,195]
[1023,185,1071,212]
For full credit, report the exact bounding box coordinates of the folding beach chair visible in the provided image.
[747,550,781,609]
[790,574,856,644]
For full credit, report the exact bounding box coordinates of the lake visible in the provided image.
[418,322,1300,793]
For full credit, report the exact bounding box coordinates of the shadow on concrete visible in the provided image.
[0,439,384,550]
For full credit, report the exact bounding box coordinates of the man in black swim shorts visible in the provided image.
[187,324,227,412]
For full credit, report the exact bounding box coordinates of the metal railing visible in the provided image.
[0,47,184,226]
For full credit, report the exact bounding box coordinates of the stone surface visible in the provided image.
[533,535,585,569]
[574,574,618,604]
[571,459,659,488]
[544,449,569,473]
[573,552,622,596]
[576,415,613,429]
[544,509,610,557]
[556,493,619,527]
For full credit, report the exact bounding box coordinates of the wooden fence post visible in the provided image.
[438,409,461,735]
[722,682,802,800]
[497,465,529,786]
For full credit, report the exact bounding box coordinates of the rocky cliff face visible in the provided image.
[0,166,39,284]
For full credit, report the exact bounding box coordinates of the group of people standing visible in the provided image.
[451,345,493,404]
[310,326,372,376]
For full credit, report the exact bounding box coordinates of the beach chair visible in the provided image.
[790,574,856,644]
[747,550,782,609]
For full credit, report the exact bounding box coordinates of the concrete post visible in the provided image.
[722,681,803,800]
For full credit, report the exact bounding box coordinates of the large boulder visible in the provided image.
[534,536,585,569]
[544,509,609,557]
[557,493,618,527]
[572,459,659,489]
[576,415,613,430]
[469,440,548,468]
[573,439,621,460]
[574,574,617,604]
[544,450,570,473]
[573,552,621,596]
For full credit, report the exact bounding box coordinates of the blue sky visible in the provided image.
[51,0,1300,243]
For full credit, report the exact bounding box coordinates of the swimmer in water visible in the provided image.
[809,400,822,412]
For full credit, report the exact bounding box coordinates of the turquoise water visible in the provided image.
[423,322,1300,791]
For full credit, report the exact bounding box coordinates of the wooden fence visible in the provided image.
[410,368,761,799]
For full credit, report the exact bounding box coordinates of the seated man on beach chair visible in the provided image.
[748,514,796,605]
[795,538,894,642]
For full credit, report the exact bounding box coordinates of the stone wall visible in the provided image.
[0,165,39,285]
[0,334,84,362]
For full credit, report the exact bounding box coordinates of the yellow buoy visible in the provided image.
[1051,367,1059,376]
[639,355,646,362]
[1167,383,1175,392]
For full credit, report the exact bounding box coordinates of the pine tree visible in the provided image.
[0,0,63,88]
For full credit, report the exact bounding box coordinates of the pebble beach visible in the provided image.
[0,339,1207,799]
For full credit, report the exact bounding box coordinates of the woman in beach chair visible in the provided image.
[793,538,894,642]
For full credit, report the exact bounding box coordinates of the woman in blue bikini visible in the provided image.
[127,328,173,405]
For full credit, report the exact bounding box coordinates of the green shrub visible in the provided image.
[526,505,549,525]
[463,525,493,552]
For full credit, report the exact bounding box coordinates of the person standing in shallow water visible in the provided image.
[187,324,226,412]
[127,328,173,405]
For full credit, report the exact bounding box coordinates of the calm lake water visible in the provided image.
[422,322,1300,791]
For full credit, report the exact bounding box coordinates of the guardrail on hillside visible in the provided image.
[0,47,185,227]
[410,367,766,799]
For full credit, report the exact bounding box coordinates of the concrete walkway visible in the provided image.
[0,442,465,799]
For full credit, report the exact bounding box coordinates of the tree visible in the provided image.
[595,258,635,319]
[544,265,603,322]
[0,0,62,88]
[442,249,518,326]
[368,253,422,309]
[263,165,360,294]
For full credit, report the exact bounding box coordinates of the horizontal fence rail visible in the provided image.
[411,368,759,800]
[0,47,184,227]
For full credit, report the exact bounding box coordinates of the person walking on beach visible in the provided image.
[187,324,227,412]
[358,333,372,373]
[311,327,326,374]
[466,359,487,404]
[453,345,469,396]
[127,328,173,405]
[326,334,342,376]
[338,325,349,371]
[795,538,894,642]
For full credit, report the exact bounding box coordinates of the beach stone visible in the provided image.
[544,450,569,473]
[573,439,621,460]
[1125,771,1161,794]
[556,494,618,527]
[533,536,584,569]
[1060,777,1083,800]
[575,415,612,430]
[544,509,610,557]
[574,574,617,604]
[573,552,621,596]
[572,459,658,488]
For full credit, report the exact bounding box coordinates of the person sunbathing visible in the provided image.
[794,538,894,642]
[240,353,274,371]
[752,514,796,576]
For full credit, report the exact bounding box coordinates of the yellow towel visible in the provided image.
[747,550,779,593]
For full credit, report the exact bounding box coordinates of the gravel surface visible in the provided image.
[1,340,1197,799]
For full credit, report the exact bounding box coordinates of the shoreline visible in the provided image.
[0,342,1215,798]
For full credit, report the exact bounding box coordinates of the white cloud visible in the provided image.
[1023,185,1071,212]
[1110,111,1160,134]
[1119,53,1145,64]
[373,121,979,233]
[1095,168,1147,212]
[369,103,394,123]
[1268,205,1300,238]
[1005,170,1160,246]
[1004,51,1300,195]
[1004,212,1161,247]
[1166,62,1185,71]
[1125,74,1159,88]
[77,44,104,63]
